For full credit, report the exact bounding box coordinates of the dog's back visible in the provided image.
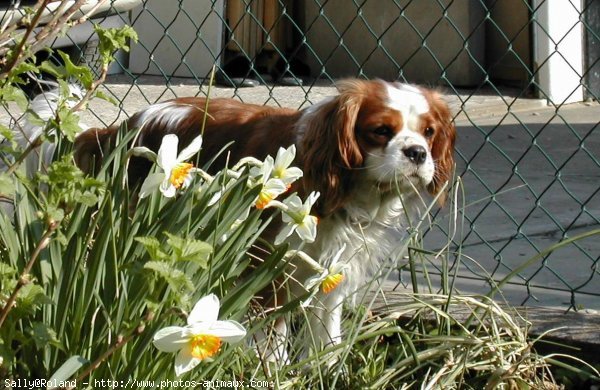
[74,97,301,183]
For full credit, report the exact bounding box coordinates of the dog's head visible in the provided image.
[300,79,456,216]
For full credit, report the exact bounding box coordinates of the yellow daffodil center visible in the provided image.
[189,334,221,360]
[321,273,344,294]
[256,190,275,209]
[169,163,193,189]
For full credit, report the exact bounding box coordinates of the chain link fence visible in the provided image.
[2,0,599,310]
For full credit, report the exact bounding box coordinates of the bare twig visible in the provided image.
[0,0,52,76]
[64,311,155,390]
[0,0,109,80]
[71,63,107,113]
[0,220,59,328]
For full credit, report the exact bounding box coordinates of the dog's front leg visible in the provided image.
[307,291,344,349]
[254,316,290,365]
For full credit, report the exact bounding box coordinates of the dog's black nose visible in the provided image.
[403,145,427,165]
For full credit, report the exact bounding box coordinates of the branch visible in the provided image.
[71,62,107,113]
[0,220,59,328]
[64,311,155,390]
[0,0,109,80]
[0,0,52,76]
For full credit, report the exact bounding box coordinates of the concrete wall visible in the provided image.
[485,0,531,87]
[129,0,224,78]
[300,0,486,87]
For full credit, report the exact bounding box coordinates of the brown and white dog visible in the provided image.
[75,79,456,360]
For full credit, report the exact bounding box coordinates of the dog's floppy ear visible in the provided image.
[423,91,456,204]
[300,80,366,217]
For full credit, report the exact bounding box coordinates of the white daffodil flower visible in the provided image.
[248,154,274,186]
[246,154,288,209]
[274,192,320,245]
[271,145,303,187]
[255,178,287,209]
[247,146,302,209]
[302,245,349,307]
[153,294,246,377]
[139,134,203,198]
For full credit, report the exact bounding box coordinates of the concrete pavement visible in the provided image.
[423,101,600,310]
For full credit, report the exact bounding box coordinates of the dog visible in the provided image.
[74,79,456,361]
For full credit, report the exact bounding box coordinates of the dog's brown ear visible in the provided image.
[74,126,117,175]
[300,81,366,217]
[423,91,456,204]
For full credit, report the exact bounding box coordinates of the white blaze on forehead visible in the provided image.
[385,83,429,131]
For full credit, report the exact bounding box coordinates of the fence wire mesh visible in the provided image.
[1,0,599,310]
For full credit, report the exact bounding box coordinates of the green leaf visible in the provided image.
[17,283,53,315]
[45,205,65,224]
[29,322,61,349]
[0,263,17,277]
[144,261,194,294]
[135,236,168,261]
[93,90,118,106]
[57,51,93,89]
[38,60,64,79]
[57,106,82,141]
[165,232,212,267]
[0,172,15,197]
[0,123,13,143]
[0,83,28,110]
[38,155,105,209]
[39,51,94,89]
[26,109,51,128]
[47,356,89,389]
[11,61,39,82]
[95,24,138,66]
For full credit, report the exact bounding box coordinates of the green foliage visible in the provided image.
[0,83,28,110]
[143,261,195,297]
[165,232,213,265]
[94,24,138,67]
[38,155,105,209]
[39,51,94,90]
[0,172,15,197]
[136,233,213,266]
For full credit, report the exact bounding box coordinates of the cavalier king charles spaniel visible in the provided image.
[74,79,456,361]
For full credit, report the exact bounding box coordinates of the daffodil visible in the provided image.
[139,134,203,198]
[245,155,285,209]
[302,245,349,307]
[246,145,302,209]
[271,145,303,187]
[255,178,287,209]
[274,192,320,245]
[153,294,246,377]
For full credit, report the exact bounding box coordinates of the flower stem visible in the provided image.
[284,250,323,272]
[231,157,263,171]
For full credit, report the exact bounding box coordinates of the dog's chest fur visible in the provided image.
[297,185,418,304]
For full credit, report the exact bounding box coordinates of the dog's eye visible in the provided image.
[424,127,435,138]
[373,126,393,137]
